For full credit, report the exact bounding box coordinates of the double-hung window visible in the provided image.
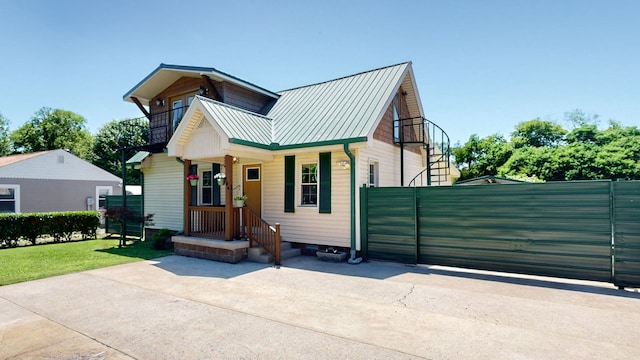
[301,163,318,206]
[369,161,379,187]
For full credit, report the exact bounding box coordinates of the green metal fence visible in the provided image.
[104,195,143,239]
[361,180,640,288]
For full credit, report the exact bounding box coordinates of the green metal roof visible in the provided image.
[199,97,273,146]
[185,62,411,150]
[268,62,409,146]
[126,151,151,165]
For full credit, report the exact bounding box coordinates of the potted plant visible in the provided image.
[233,194,247,207]
[316,247,347,262]
[186,174,199,186]
[214,172,226,186]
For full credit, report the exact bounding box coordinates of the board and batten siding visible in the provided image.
[262,152,351,247]
[142,154,184,231]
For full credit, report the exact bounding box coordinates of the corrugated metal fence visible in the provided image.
[360,180,640,288]
[104,195,143,239]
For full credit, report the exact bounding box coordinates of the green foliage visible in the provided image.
[151,228,174,250]
[454,110,640,182]
[511,118,567,148]
[0,112,10,156]
[453,133,512,181]
[10,107,94,159]
[0,211,100,247]
[91,118,149,184]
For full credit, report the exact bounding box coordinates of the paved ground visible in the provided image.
[1,255,639,360]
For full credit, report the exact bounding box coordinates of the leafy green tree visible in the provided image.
[511,119,567,148]
[453,133,512,181]
[91,118,149,185]
[0,112,10,156]
[10,107,93,159]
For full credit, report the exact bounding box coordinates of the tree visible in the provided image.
[10,107,93,159]
[511,119,567,148]
[0,112,10,156]
[453,133,512,181]
[91,118,149,185]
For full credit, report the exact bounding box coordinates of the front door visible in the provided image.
[242,164,261,217]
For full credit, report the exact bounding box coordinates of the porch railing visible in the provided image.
[245,209,281,265]
[188,206,226,238]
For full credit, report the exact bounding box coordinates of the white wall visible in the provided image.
[262,151,351,247]
[142,154,184,231]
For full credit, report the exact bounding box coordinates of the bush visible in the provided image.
[151,228,174,250]
[0,211,100,248]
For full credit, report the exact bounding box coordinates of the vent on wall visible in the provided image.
[57,155,65,164]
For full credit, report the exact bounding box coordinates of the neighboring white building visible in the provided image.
[0,149,122,213]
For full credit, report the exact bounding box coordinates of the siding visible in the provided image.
[0,179,121,213]
[262,152,351,247]
[358,140,423,187]
[142,154,184,231]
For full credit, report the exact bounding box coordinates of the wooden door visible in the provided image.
[242,164,261,217]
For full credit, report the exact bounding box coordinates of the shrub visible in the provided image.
[151,228,174,250]
[0,211,100,248]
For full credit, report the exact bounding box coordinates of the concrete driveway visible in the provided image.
[1,255,639,359]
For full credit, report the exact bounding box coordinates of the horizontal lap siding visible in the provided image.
[142,155,184,231]
[418,181,613,282]
[613,182,640,287]
[263,153,350,247]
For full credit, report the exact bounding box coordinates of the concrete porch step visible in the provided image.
[247,241,301,264]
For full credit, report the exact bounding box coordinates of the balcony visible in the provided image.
[147,106,190,147]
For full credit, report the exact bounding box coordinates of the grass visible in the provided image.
[0,239,172,286]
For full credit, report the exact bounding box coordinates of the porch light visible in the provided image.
[156,98,165,106]
[199,86,209,96]
[337,160,350,170]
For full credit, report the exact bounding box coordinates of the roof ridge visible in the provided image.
[277,61,411,93]
[197,96,273,121]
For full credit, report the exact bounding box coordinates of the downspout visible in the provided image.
[344,143,362,264]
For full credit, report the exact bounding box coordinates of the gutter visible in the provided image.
[343,143,362,264]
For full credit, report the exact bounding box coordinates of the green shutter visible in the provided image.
[319,152,331,213]
[213,163,221,206]
[284,155,295,213]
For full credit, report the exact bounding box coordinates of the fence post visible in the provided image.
[275,223,281,265]
[360,185,368,260]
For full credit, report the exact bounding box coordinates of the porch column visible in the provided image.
[184,159,192,236]
[224,155,233,241]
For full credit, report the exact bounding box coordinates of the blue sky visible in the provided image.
[0,0,638,145]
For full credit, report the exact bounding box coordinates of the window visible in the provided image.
[96,186,112,210]
[201,170,213,205]
[172,99,183,130]
[369,161,379,187]
[393,93,400,142]
[246,167,260,181]
[0,185,18,213]
[301,163,317,205]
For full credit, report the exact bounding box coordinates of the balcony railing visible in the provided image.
[148,106,190,145]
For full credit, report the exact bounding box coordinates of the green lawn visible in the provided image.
[0,239,172,286]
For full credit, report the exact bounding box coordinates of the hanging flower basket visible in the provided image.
[186,174,199,186]
[214,173,226,186]
[233,195,247,207]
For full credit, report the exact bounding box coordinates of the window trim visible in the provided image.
[368,160,379,187]
[0,184,20,213]
[245,167,260,182]
[300,162,318,207]
[96,186,112,211]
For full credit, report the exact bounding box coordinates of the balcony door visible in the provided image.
[170,93,196,131]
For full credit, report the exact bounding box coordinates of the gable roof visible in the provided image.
[0,151,50,167]
[268,62,410,146]
[123,64,280,105]
[168,62,420,152]
[0,149,121,181]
